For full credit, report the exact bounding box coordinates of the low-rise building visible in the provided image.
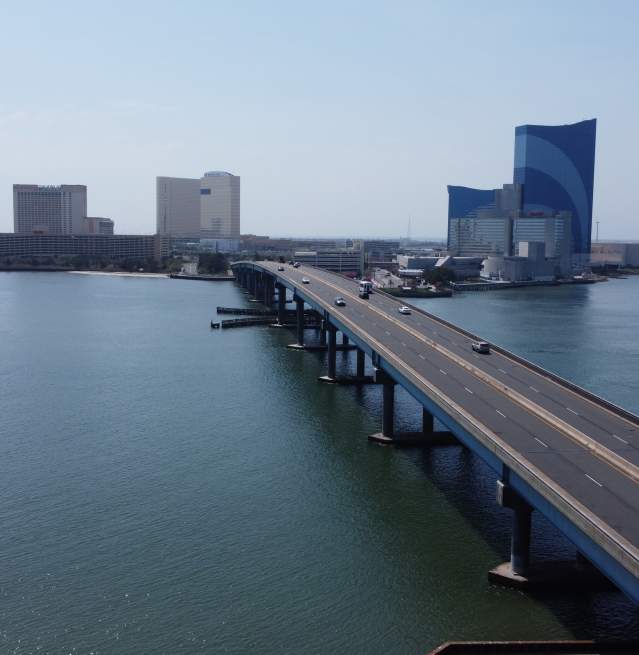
[590,242,639,267]
[481,241,560,281]
[0,233,168,260]
[293,250,361,274]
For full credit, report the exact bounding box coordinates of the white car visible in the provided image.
[472,340,490,354]
[398,306,411,315]
[301,277,310,284]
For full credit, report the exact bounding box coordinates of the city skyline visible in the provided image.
[2,2,639,239]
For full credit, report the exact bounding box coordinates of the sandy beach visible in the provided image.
[68,271,169,278]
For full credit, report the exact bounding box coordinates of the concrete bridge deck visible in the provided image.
[231,261,639,603]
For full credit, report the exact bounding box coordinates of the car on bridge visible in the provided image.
[277,266,284,271]
[472,340,490,354]
[293,262,301,268]
[334,297,346,306]
[301,277,310,284]
[398,306,412,315]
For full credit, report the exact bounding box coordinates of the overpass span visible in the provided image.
[231,261,639,603]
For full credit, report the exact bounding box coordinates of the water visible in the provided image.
[0,272,638,654]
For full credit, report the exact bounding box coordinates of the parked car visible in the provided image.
[334,297,346,306]
[398,306,412,315]
[472,340,490,354]
[301,277,310,284]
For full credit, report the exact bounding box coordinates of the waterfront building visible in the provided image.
[514,119,596,255]
[14,184,87,235]
[447,184,521,257]
[293,249,361,274]
[199,172,240,239]
[156,177,201,237]
[591,242,639,268]
[482,241,560,282]
[156,171,240,239]
[396,255,440,271]
[82,216,114,235]
[512,212,572,275]
[0,233,168,260]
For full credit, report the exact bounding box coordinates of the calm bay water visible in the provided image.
[1,272,639,654]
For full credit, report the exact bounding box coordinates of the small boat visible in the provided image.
[210,321,220,329]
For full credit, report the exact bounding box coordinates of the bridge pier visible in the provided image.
[276,283,286,325]
[370,384,457,446]
[319,320,327,346]
[488,480,612,592]
[318,324,338,383]
[342,333,349,346]
[357,348,365,377]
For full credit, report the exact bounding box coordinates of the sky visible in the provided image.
[1,0,638,239]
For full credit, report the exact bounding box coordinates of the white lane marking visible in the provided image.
[419,354,426,360]
[464,387,474,394]
[496,410,507,418]
[451,341,458,346]
[385,330,391,336]
[498,368,507,374]
[585,473,603,487]
[534,437,548,448]
[612,434,629,444]
[529,386,539,393]
[401,342,407,347]
[439,369,447,375]
[567,407,579,416]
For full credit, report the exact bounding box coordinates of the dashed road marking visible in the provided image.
[498,368,507,374]
[530,386,539,393]
[385,330,391,336]
[464,387,473,394]
[401,342,407,347]
[534,437,548,448]
[612,434,629,444]
[567,407,579,416]
[496,410,507,418]
[439,369,447,375]
[585,473,603,487]
[419,354,426,360]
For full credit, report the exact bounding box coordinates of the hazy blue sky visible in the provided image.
[1,1,638,239]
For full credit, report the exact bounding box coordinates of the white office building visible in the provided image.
[156,171,240,239]
[14,184,87,235]
[156,176,201,237]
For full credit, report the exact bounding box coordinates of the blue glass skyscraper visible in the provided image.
[513,119,596,255]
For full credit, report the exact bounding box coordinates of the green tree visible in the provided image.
[198,252,229,274]
[424,267,456,285]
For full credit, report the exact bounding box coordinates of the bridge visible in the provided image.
[231,261,639,603]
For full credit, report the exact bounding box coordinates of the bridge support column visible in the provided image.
[295,297,304,345]
[319,320,327,346]
[318,324,337,382]
[342,333,349,346]
[489,480,614,593]
[276,283,286,325]
[489,481,533,584]
[368,370,396,441]
[356,348,365,378]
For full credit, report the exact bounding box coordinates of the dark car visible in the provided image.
[293,262,301,268]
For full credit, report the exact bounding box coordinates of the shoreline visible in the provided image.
[67,271,169,278]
